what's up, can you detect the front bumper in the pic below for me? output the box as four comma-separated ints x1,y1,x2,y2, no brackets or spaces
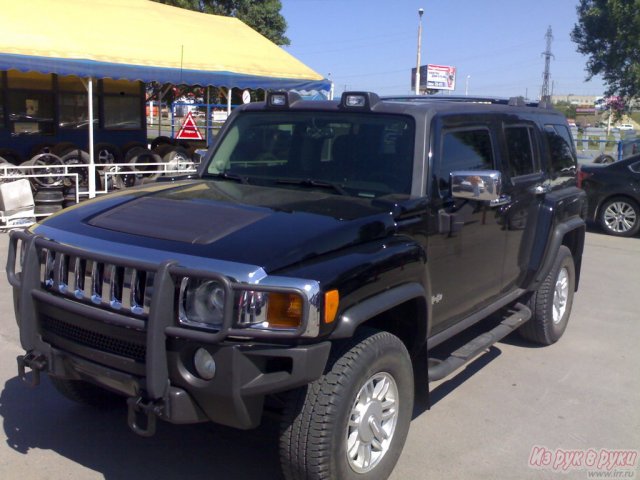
7,230,331,433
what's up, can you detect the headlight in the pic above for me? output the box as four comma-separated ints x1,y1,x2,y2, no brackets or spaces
179,277,226,329
237,291,303,331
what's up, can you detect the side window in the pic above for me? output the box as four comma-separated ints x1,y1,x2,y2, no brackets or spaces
504,126,537,177
437,128,494,192
544,124,576,178
102,79,143,130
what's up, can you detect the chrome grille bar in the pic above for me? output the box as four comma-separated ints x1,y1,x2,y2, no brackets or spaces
54,252,68,294
42,249,54,288
90,261,102,305
70,256,84,299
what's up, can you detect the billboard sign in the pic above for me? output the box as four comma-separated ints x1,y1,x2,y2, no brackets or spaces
411,64,457,92
426,64,456,91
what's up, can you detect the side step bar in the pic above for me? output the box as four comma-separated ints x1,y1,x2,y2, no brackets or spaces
428,303,531,382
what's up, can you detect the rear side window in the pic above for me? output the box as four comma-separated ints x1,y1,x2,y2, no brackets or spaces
437,128,494,192
544,124,576,179
504,126,537,177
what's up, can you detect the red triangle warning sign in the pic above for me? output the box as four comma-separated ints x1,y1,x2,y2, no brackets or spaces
176,111,203,140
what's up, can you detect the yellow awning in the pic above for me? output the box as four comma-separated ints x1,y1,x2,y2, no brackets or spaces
0,0,329,95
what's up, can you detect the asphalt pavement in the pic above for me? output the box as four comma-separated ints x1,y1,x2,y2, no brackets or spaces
0,229,638,480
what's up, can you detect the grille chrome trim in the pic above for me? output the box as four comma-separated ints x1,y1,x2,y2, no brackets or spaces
55,252,68,294
41,250,152,317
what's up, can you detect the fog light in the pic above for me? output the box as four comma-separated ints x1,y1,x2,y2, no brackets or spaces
194,348,216,380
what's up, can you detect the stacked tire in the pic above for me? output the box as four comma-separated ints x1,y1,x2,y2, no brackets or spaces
34,186,64,216
3,139,196,217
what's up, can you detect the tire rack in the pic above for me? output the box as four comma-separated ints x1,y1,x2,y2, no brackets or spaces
0,161,199,230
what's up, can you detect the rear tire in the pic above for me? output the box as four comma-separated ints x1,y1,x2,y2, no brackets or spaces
593,154,615,164
279,328,414,480
519,245,575,345
598,196,640,237
49,376,123,409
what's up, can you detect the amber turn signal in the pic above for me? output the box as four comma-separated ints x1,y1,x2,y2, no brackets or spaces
267,293,303,329
323,290,339,324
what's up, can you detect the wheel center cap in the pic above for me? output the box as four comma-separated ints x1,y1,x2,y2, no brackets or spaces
358,401,383,443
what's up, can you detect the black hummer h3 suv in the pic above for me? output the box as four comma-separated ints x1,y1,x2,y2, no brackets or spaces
7,91,586,480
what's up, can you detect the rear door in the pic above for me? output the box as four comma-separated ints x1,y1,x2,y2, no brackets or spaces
499,117,548,292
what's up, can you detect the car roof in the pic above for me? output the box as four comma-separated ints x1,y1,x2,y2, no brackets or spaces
240,92,568,125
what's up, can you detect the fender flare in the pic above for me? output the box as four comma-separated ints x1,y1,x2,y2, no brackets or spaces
329,282,427,340
531,216,585,290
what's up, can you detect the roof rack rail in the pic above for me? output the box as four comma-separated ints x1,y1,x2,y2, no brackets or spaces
382,94,544,108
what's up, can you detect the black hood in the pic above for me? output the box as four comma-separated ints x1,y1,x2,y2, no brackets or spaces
36,180,408,272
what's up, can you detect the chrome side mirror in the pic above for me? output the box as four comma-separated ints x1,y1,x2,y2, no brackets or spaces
451,170,503,203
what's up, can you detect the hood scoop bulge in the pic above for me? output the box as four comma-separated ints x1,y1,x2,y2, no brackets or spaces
88,196,268,245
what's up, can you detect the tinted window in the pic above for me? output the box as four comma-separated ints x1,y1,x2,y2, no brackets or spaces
437,128,494,191
8,91,54,135
544,124,576,178
207,112,414,197
59,93,97,129
505,126,536,177
104,96,141,130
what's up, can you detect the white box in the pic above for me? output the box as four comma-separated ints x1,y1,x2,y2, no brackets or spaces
0,179,34,211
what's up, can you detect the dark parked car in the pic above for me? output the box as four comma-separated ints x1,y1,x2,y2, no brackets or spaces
579,155,640,236
621,137,640,159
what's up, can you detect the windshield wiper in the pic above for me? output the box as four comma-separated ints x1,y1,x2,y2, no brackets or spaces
275,178,348,196
208,172,250,184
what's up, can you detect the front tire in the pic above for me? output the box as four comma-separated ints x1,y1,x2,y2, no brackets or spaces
519,245,575,345
279,328,414,480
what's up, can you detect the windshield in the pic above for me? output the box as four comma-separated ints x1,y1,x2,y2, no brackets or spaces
205,111,415,198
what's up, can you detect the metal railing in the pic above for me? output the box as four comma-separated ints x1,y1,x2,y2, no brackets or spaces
1,161,199,229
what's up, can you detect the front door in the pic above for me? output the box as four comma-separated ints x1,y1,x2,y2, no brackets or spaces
427,117,507,335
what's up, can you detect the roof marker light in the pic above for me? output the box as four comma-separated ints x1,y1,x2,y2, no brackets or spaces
340,91,380,110
270,93,287,106
266,91,302,109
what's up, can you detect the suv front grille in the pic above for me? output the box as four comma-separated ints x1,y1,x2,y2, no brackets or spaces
40,248,154,317
41,316,147,363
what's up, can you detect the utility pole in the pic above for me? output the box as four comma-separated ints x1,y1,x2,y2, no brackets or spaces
540,25,554,103
415,8,424,95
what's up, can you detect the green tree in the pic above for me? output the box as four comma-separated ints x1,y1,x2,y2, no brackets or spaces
153,0,290,46
553,100,578,119
571,0,640,102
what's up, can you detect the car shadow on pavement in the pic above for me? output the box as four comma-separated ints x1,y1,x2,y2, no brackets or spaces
0,375,284,480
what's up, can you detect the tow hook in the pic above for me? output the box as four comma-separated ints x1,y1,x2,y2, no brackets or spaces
17,353,47,386
127,397,164,437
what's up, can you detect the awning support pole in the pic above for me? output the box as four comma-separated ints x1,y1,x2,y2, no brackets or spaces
206,86,211,146
87,77,95,199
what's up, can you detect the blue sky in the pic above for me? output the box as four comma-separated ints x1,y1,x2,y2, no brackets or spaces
281,0,606,99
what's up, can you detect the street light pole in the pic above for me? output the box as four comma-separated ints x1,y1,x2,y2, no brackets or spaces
415,8,424,95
